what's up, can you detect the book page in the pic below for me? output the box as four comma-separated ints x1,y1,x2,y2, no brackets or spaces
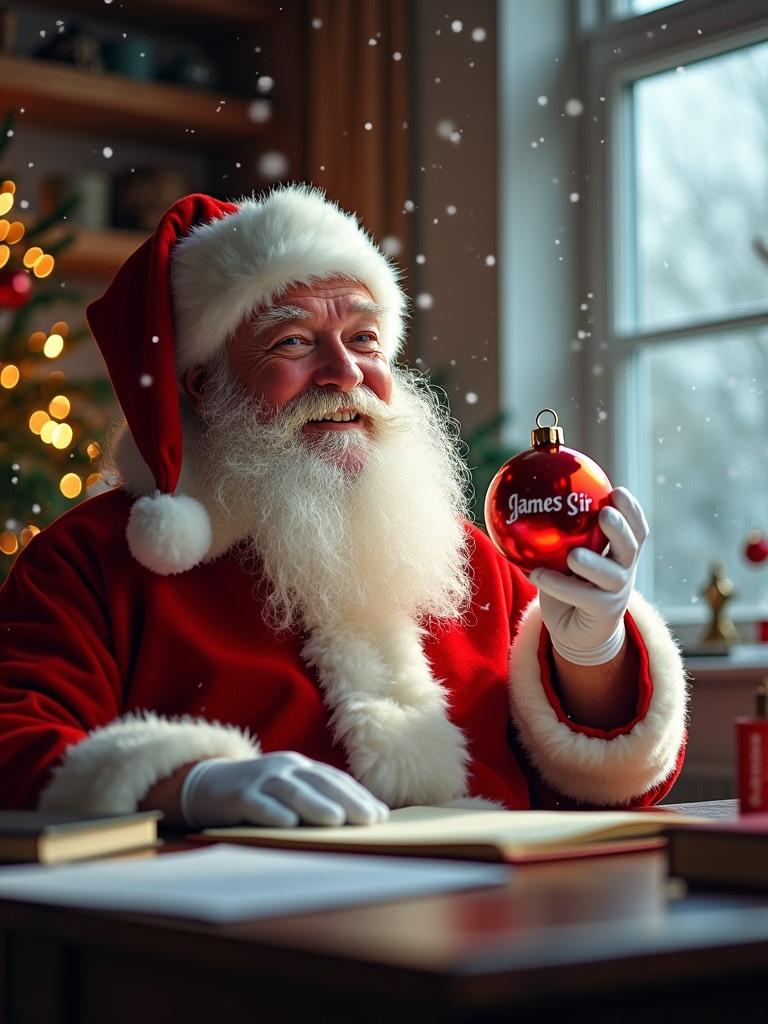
207,806,706,854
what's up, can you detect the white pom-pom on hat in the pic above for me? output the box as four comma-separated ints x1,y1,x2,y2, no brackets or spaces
126,492,212,576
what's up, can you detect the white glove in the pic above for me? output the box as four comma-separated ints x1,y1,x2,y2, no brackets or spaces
180,752,390,829
529,487,649,666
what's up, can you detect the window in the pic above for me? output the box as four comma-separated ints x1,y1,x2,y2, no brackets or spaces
584,0,768,624
617,0,683,19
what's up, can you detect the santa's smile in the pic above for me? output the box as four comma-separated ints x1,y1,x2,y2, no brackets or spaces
302,409,366,432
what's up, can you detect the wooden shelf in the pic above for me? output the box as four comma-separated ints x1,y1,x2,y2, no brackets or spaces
0,55,263,146
55,228,148,279
21,0,275,36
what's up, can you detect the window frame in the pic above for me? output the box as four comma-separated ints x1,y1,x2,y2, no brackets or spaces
581,0,768,621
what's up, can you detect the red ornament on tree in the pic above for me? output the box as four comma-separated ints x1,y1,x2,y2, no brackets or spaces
744,530,768,565
0,269,32,310
484,408,613,574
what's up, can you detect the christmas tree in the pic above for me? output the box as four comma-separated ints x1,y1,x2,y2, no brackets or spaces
0,113,111,581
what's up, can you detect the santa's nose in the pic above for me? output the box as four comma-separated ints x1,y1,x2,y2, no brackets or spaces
312,339,365,391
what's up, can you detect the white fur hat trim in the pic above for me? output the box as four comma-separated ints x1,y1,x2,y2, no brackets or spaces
171,184,408,371
126,491,213,576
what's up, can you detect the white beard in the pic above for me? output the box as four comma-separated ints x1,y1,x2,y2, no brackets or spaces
196,360,473,633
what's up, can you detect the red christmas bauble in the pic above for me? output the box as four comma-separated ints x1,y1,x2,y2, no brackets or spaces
0,269,32,310
744,531,768,565
484,409,613,574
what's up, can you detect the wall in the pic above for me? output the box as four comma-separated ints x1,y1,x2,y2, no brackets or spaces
498,0,584,451
408,0,499,434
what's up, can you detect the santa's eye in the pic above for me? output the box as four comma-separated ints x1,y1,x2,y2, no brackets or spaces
275,335,311,349
351,332,379,348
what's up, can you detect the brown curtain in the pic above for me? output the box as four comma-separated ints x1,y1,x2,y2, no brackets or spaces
306,0,410,257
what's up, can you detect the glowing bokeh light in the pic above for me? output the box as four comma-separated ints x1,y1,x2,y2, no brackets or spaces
29,410,49,435
60,473,83,499
0,364,20,389
43,334,64,358
48,395,70,420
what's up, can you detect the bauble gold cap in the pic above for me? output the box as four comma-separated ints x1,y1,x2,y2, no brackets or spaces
531,408,564,447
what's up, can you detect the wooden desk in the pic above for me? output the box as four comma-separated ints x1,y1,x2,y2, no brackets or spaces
3,801,767,1024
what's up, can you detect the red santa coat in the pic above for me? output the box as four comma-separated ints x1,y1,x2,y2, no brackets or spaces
0,489,687,815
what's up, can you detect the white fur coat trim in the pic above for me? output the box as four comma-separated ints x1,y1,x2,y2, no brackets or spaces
508,592,687,806
37,711,260,814
302,615,470,808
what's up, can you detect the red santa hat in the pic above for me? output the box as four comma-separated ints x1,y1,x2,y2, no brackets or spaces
86,185,408,576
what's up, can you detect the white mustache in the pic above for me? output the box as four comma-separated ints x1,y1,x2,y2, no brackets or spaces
275,387,394,433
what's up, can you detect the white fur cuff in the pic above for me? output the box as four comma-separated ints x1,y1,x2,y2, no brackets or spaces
508,592,688,806
38,711,260,815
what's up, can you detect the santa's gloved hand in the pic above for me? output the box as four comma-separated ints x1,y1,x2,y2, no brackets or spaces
529,487,649,666
180,752,389,829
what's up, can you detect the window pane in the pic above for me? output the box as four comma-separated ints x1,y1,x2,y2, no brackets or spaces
644,328,768,613
633,42,768,331
626,0,681,15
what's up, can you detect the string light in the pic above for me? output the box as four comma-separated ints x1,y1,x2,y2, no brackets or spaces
28,410,49,435
59,473,82,499
22,246,42,268
33,253,54,278
19,525,40,547
0,169,100,574
0,364,20,389
40,420,56,444
43,333,64,359
51,423,73,450
21,246,54,278
0,531,18,556
48,395,70,420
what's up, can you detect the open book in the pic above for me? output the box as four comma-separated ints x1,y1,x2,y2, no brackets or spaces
202,805,705,863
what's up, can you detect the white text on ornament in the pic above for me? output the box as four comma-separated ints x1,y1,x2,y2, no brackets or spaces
505,491,593,525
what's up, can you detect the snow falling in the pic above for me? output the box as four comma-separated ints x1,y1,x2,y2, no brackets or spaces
247,101,272,124
258,152,289,180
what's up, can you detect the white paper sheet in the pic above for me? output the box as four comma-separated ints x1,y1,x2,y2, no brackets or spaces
0,844,510,923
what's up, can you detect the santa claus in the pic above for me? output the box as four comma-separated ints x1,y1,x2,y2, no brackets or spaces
0,186,687,827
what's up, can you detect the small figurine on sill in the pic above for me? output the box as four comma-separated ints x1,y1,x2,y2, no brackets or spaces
700,561,739,649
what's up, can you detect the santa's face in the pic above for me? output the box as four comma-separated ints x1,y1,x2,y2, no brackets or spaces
226,279,393,443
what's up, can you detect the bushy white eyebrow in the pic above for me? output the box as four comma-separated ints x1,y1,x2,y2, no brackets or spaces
250,300,387,334
249,305,312,332
349,300,388,320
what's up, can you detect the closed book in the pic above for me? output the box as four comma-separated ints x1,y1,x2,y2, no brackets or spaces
201,805,704,864
666,814,768,891
0,810,162,865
